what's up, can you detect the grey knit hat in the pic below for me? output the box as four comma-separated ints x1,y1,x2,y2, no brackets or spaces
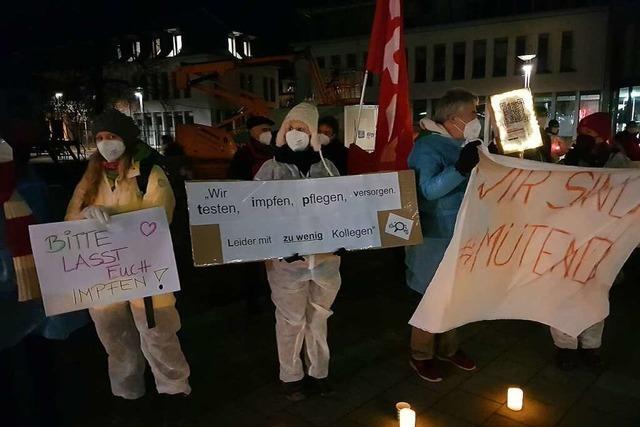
92,109,140,146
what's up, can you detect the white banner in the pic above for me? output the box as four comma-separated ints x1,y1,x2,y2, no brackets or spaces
410,150,640,337
186,171,422,265
29,208,180,316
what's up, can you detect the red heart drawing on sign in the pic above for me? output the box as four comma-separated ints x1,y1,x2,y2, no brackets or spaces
140,221,157,237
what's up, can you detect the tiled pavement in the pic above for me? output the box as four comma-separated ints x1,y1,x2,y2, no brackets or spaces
39,248,640,426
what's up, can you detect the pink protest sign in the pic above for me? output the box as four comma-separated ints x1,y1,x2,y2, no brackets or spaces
29,207,180,316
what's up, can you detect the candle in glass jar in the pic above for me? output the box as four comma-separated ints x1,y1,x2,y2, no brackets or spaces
507,387,524,411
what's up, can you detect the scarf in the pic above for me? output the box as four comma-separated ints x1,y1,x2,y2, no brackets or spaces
1,169,39,301
273,145,320,176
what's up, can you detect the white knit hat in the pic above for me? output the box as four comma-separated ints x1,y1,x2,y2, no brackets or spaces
275,102,321,151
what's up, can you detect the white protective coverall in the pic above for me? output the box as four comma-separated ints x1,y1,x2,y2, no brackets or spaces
66,160,191,399
254,102,342,383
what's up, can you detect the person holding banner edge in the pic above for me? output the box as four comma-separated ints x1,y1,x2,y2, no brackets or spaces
65,109,191,423
405,88,481,382
254,102,341,401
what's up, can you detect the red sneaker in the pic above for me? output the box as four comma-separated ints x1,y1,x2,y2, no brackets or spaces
437,350,476,371
410,357,443,382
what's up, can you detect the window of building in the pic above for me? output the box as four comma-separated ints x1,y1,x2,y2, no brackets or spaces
317,56,325,68
330,55,341,69
152,38,161,58
472,40,486,79
150,74,159,100
168,33,182,57
537,33,550,73
430,98,440,118
116,45,122,60
452,42,466,80
247,74,254,93
414,46,427,83
131,41,141,61
493,38,508,77
239,72,245,90
263,77,269,100
269,78,276,102
160,72,169,99
171,72,180,99
185,112,194,125
243,40,252,58
579,92,601,121
556,92,577,136
346,53,357,69
433,44,446,81
560,31,575,72
412,99,427,121
227,33,242,59
515,36,527,75
534,93,553,125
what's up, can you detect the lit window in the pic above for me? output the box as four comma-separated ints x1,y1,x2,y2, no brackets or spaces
227,34,241,59
133,41,141,58
243,41,252,58
116,44,122,60
168,34,182,57
152,38,161,57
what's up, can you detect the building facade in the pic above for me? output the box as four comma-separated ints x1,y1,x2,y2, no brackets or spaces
103,30,280,148
298,7,610,137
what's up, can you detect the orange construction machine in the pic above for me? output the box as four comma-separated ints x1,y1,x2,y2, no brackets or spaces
173,51,362,178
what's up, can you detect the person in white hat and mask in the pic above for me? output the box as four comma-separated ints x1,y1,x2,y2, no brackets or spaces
254,102,340,401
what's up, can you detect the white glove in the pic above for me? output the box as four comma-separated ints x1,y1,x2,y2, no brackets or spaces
82,205,110,225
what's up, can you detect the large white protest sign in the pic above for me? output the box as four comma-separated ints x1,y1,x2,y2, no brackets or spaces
29,208,180,316
186,171,422,265
410,150,640,337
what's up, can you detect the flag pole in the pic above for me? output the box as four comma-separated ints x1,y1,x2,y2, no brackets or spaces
352,70,369,146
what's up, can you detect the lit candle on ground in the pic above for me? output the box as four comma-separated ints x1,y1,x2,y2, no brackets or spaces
507,387,524,411
395,401,411,418
398,407,416,427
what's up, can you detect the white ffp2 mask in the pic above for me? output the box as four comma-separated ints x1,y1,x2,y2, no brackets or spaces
461,117,482,141
285,130,310,151
317,133,331,146
97,139,126,162
258,131,272,145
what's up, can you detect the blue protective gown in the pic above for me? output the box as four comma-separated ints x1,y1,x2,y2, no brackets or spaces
405,130,469,295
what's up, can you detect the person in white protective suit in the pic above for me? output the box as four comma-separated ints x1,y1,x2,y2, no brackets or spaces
65,109,190,423
254,102,341,401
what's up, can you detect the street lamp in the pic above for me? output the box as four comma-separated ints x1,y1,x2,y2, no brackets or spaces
54,92,63,99
134,88,146,143
518,54,536,89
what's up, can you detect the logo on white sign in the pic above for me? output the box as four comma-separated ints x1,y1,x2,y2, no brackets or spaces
385,213,413,240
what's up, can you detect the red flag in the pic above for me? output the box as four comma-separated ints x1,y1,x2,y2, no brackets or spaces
366,0,413,170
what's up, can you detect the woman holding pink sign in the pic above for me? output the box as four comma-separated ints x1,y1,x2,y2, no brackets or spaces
65,109,190,424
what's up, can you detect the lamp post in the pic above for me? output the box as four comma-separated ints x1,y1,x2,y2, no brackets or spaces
518,54,537,90
134,88,146,143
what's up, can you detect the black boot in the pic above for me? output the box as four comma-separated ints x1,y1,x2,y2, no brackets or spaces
161,393,191,427
555,348,578,371
281,380,307,402
580,348,604,370
308,377,335,397
108,396,146,427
